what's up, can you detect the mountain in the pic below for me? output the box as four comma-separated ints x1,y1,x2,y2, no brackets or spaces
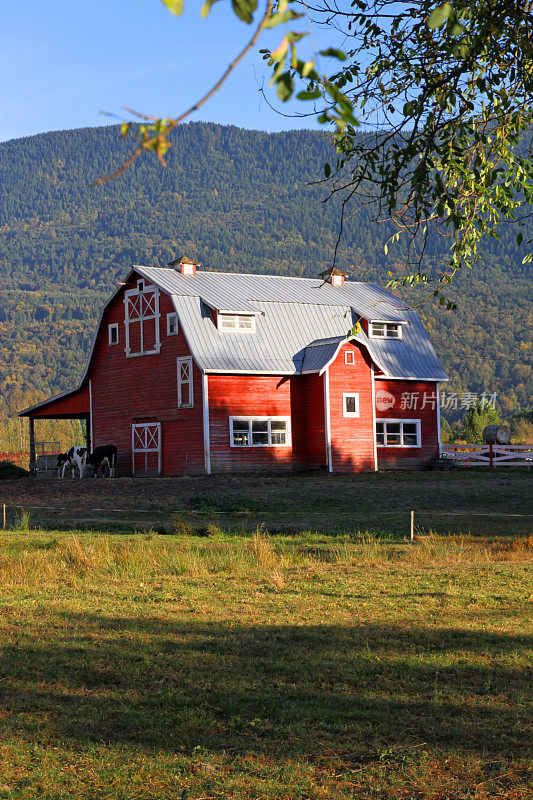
0,122,531,434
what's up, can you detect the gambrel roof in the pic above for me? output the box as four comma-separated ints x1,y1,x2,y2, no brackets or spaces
135,266,449,381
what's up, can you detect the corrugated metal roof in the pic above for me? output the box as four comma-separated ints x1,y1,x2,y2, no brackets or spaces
134,266,448,381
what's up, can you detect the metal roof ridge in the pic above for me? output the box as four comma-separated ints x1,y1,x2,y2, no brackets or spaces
134,265,377,287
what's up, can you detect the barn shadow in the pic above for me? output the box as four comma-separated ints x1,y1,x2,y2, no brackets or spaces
1,614,530,759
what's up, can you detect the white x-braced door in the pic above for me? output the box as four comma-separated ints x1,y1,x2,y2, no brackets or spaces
132,422,161,475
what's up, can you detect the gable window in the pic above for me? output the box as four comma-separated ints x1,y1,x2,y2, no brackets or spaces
124,282,160,357
218,314,256,333
370,322,402,339
108,323,119,345
343,393,360,418
177,356,194,408
345,350,355,365
167,313,178,336
229,417,290,447
376,419,420,447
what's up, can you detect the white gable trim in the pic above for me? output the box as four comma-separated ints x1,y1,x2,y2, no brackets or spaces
316,336,390,378
374,375,449,382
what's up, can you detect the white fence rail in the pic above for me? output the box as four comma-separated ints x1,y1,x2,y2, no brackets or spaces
441,444,533,467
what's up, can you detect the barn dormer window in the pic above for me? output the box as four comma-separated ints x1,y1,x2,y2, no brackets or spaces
370,322,402,339
124,282,160,357
218,314,256,333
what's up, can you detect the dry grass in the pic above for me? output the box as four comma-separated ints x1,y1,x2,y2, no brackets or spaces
0,529,530,591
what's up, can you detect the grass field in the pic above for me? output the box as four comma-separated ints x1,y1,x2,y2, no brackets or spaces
1,469,532,535
0,528,531,799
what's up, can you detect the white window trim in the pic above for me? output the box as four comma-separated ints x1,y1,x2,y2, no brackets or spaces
108,323,119,345
167,312,179,336
369,322,403,340
123,283,161,357
177,356,194,408
343,392,360,418
229,416,291,448
375,418,421,448
345,350,355,365
217,313,256,334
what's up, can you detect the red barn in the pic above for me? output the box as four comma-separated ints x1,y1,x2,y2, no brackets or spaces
21,260,449,474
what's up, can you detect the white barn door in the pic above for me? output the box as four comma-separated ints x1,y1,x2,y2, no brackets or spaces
132,422,161,475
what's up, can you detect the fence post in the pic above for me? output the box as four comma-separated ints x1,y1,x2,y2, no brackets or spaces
2,504,5,530
410,510,414,542
489,442,493,469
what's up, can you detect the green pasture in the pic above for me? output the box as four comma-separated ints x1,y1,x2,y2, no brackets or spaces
0,530,531,799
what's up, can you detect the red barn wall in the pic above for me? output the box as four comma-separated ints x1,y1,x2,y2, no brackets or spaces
28,384,90,418
327,341,375,472
89,273,205,475
208,374,308,472
375,379,439,468
302,373,327,467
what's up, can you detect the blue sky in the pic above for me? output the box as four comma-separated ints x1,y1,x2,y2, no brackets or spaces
2,0,329,142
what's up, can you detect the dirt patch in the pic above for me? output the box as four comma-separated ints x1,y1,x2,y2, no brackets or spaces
0,469,531,536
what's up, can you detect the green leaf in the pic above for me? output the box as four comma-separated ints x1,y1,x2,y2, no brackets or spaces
296,88,321,101
319,48,347,61
201,0,222,17
160,0,184,15
427,2,453,29
324,163,331,178
276,71,294,102
231,0,257,24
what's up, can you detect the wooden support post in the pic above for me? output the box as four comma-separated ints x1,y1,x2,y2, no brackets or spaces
3,504,5,530
29,417,36,475
410,510,414,542
489,442,493,469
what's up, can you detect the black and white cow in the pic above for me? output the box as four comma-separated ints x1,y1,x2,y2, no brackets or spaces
56,446,88,478
87,445,117,477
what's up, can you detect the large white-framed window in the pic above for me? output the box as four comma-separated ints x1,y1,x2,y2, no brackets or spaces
177,356,194,408
123,283,160,356
167,312,178,336
218,314,256,333
369,322,402,340
229,416,291,447
376,419,421,447
343,393,360,418
108,323,119,345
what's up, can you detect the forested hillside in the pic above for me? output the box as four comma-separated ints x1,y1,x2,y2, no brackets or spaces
0,122,531,445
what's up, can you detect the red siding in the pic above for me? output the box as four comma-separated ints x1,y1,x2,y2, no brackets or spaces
303,374,327,467
327,341,375,472
208,374,308,472
375,379,439,468
90,273,205,475
26,384,90,419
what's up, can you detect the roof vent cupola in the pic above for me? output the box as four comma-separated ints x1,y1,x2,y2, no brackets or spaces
320,267,346,287
168,256,199,276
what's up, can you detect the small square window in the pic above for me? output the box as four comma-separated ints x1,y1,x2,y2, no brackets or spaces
345,351,355,365
137,280,145,292
167,313,178,336
108,323,119,345
343,393,360,417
